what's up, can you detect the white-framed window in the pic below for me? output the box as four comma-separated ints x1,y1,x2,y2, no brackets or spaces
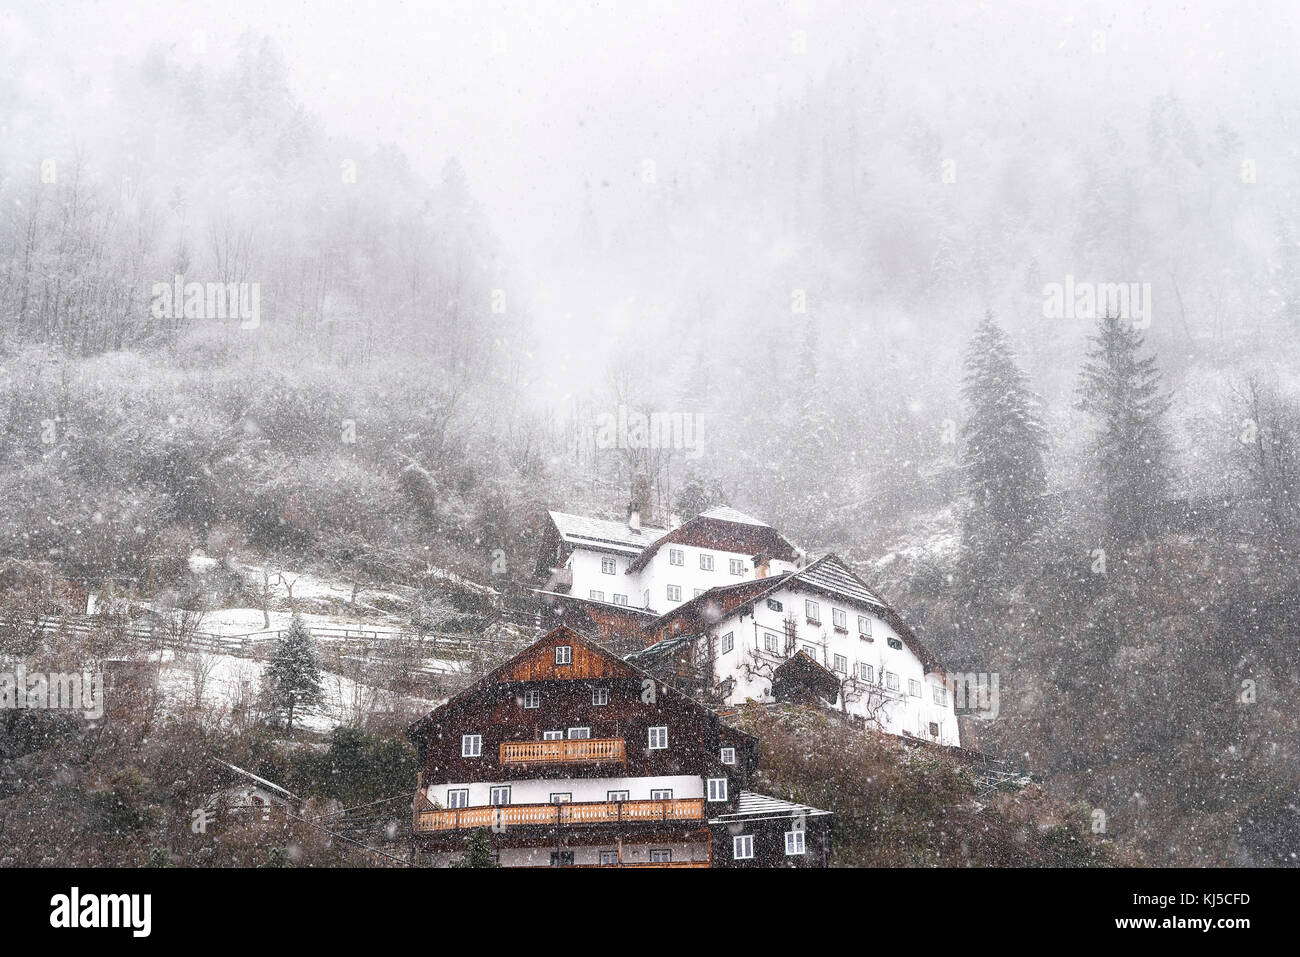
600,850,619,865
591,687,610,706
666,584,681,601
886,671,899,691
650,848,672,863
721,631,734,654
707,777,728,801
669,548,684,566
543,730,563,740
933,686,948,706
601,557,617,575
446,788,468,808
733,835,754,860
555,645,573,665
489,786,511,806
764,632,778,653
648,726,668,749
699,553,714,571
909,679,922,698
858,615,872,637
523,689,541,709
650,789,674,800
859,663,873,682
805,600,820,624
730,558,744,576
833,608,847,630
614,593,629,606
461,734,482,757
785,830,806,855
588,589,605,601
607,790,629,802
833,654,847,674
720,747,736,765
802,643,817,659
568,727,590,739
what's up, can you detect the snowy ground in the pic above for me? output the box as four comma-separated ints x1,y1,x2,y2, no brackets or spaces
152,646,444,733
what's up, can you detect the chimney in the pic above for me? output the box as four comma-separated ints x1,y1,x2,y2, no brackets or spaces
753,553,770,579
627,503,642,534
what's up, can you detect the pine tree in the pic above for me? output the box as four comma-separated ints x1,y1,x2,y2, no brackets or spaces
452,828,500,868
265,614,322,730
1077,314,1171,543
960,313,1050,563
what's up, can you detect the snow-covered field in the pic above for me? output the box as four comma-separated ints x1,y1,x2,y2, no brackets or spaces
152,646,444,733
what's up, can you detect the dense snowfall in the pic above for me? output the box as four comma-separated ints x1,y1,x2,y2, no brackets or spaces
0,2,1298,867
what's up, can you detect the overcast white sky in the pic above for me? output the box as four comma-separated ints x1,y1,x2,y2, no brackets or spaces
5,0,1298,396
5,0,864,258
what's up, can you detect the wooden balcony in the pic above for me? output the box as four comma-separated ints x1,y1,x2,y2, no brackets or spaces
500,737,626,765
414,798,706,833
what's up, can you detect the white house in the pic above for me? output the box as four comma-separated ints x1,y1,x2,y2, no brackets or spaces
534,507,962,748
534,506,803,615
629,554,963,747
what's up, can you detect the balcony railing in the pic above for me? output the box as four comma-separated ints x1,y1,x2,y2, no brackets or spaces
414,798,706,833
500,737,626,765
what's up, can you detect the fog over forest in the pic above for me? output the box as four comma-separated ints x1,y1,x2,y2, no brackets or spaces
1,1,1299,871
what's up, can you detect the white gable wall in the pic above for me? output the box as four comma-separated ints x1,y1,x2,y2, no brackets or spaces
709,584,960,747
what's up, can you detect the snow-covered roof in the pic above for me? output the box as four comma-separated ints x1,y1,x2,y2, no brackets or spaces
708,791,832,823
698,506,769,527
547,510,668,554
793,554,885,608
212,759,300,803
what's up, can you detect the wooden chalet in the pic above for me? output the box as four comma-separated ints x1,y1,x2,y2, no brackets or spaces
406,625,831,868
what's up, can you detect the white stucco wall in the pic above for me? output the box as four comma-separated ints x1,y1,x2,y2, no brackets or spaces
426,774,706,809
710,585,960,746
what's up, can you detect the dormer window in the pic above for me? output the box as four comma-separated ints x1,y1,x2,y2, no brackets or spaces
555,645,573,665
